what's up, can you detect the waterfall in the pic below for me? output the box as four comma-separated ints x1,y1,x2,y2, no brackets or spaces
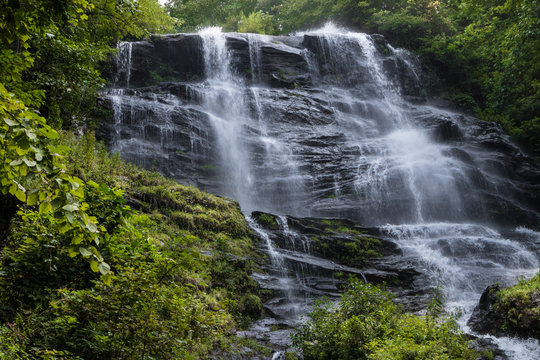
198,27,255,209
247,33,268,83
115,42,132,88
105,25,540,358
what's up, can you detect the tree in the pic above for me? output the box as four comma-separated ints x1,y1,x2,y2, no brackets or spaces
237,10,275,34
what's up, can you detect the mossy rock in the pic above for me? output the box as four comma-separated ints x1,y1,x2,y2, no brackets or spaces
468,274,540,340
252,211,280,230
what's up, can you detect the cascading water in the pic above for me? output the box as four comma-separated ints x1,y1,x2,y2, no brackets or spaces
198,27,255,209
104,24,540,358
115,42,132,88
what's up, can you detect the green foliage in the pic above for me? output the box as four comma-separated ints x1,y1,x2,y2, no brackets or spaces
493,273,540,338
0,133,264,358
137,0,181,34
0,0,178,129
167,0,259,31
0,85,114,283
255,212,279,230
273,0,335,33
237,10,276,34
292,278,478,360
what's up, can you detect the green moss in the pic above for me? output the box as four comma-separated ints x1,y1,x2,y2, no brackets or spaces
238,294,263,320
493,273,540,339
321,219,366,235
255,213,279,230
310,234,382,267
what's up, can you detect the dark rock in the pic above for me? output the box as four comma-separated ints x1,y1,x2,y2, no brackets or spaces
117,34,204,88
468,337,509,360
260,43,310,87
468,284,502,335
226,34,251,78
383,57,423,98
371,34,390,56
432,119,462,142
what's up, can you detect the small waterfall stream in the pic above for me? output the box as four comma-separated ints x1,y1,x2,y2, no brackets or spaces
106,25,540,358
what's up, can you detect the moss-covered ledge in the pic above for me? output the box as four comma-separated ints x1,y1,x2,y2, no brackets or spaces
468,273,540,340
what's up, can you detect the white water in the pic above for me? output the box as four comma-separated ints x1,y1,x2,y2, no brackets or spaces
115,42,132,88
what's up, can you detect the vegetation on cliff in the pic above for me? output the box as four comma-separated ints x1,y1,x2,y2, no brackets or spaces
469,273,540,340
494,274,540,339
495,273,540,339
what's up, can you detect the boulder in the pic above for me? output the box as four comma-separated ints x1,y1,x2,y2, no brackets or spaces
468,283,540,340
468,284,503,336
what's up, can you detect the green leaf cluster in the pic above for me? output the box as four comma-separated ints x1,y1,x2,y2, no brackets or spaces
0,84,116,282
237,10,276,34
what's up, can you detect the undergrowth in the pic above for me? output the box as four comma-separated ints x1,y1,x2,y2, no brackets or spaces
0,133,266,359
292,278,480,360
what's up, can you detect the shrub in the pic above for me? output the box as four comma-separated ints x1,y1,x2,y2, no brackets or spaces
292,278,478,360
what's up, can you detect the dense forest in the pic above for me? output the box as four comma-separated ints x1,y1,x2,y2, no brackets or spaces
0,0,539,359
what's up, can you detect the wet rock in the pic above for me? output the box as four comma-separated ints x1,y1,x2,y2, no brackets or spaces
468,284,503,335
225,34,251,78
251,212,427,312
468,337,509,360
260,43,310,86
120,34,204,88
382,57,423,98
371,34,391,56
432,119,462,142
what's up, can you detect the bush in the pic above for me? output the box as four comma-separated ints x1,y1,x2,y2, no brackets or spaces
237,11,276,34
292,278,478,360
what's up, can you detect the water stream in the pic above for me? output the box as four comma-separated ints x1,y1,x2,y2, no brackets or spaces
107,25,540,358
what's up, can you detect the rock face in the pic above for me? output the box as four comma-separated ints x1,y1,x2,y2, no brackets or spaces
468,284,504,335
114,34,205,89
101,30,540,230
100,28,540,355
248,212,429,323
